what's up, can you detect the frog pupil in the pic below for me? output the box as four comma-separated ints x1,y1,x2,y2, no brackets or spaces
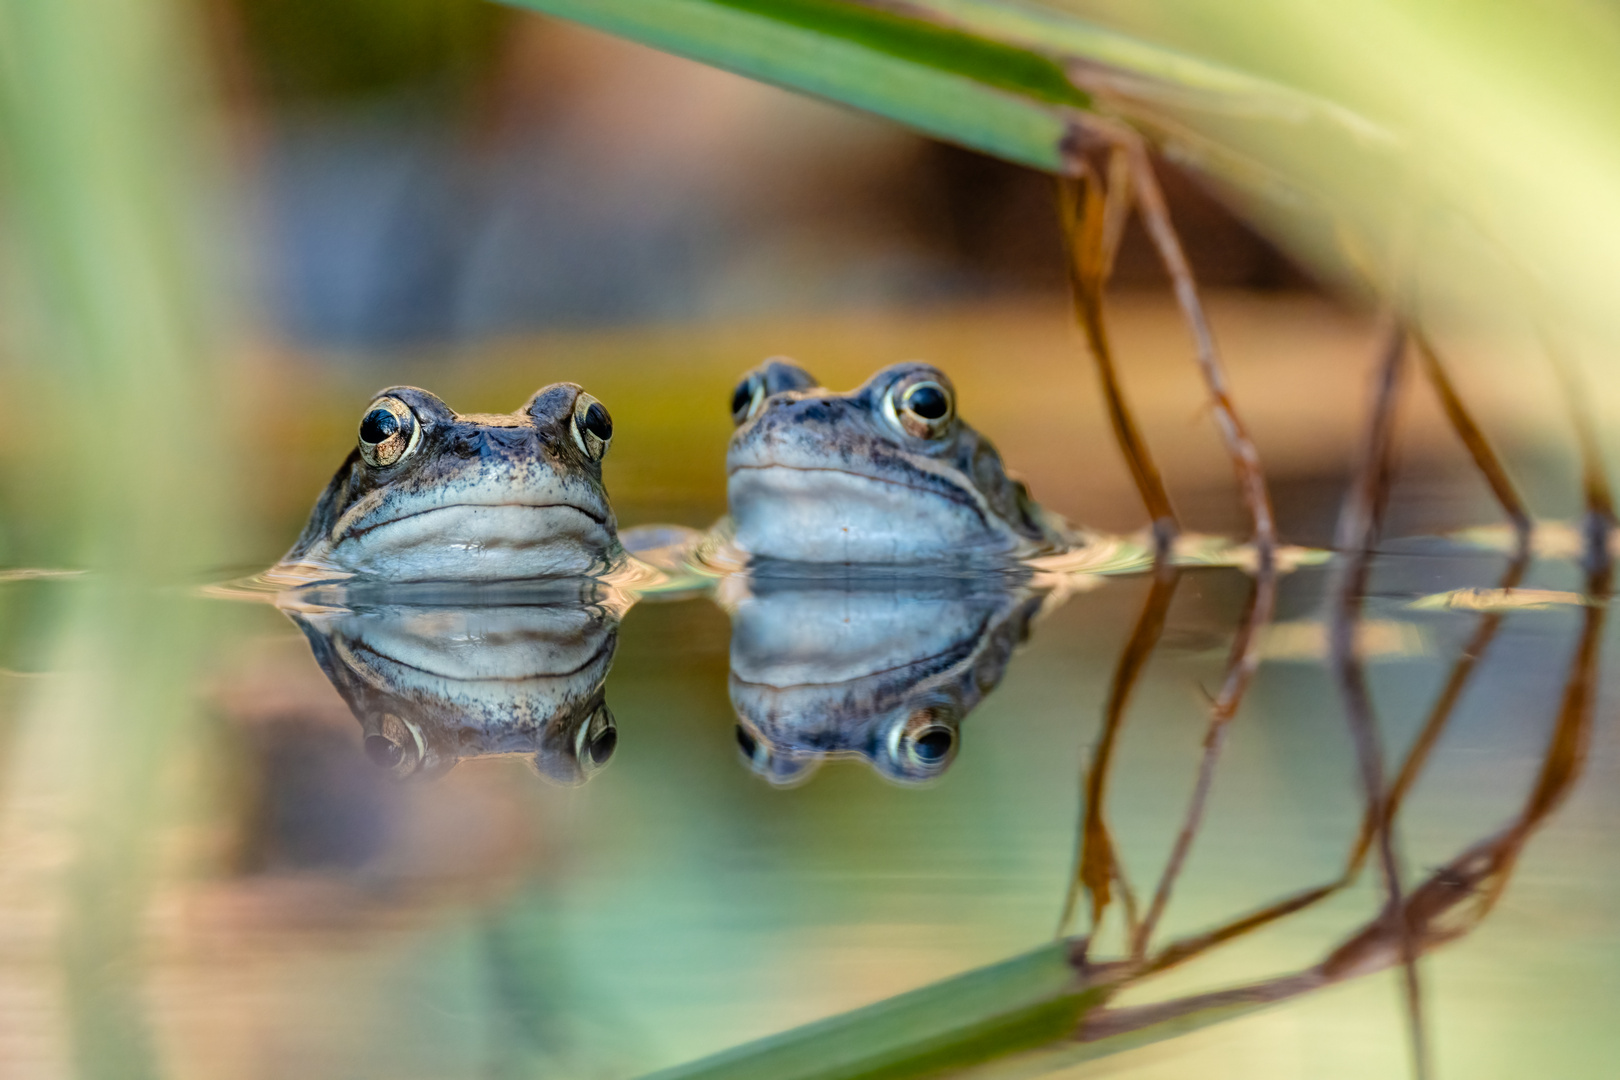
582,402,612,441
914,728,953,762
361,408,398,445
588,726,617,765
906,385,948,421
735,378,758,420
735,726,758,759
364,733,405,768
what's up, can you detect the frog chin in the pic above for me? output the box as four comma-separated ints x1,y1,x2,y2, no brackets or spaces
727,464,1015,563
325,502,620,581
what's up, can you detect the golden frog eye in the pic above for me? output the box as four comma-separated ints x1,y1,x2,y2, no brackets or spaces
890,379,955,439
730,373,765,426
572,393,613,461
357,396,420,468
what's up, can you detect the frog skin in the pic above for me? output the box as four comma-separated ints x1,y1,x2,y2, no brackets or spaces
722,359,1074,565
286,583,625,784
726,575,1047,785
275,383,621,583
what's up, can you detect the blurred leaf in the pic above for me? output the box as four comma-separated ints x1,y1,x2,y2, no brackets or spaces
1,0,236,1075
643,940,1108,1080
502,0,1084,171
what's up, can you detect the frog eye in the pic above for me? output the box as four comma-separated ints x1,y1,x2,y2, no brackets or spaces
903,724,956,772
363,712,426,777
884,706,958,781
358,396,421,468
574,702,618,773
912,725,955,762
734,725,819,786
888,379,955,439
572,393,613,461
730,373,765,426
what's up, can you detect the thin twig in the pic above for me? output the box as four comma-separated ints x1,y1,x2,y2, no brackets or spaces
1133,569,1274,957
1541,329,1616,575
1339,548,1532,878
1115,131,1276,560
1413,336,1533,554
1061,564,1181,952
1143,532,1527,981
1328,322,1429,1080
1057,164,1178,551
1127,513,1598,1045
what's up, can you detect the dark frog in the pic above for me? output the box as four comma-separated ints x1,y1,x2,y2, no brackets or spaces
724,360,1074,564
275,384,622,582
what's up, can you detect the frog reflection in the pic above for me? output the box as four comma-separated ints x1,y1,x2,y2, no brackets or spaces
723,359,1075,564
725,576,1048,784
286,588,625,783
274,383,622,583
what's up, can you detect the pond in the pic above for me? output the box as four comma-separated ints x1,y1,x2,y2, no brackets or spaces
0,294,1614,1079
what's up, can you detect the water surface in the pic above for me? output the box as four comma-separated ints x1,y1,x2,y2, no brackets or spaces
0,298,1613,1079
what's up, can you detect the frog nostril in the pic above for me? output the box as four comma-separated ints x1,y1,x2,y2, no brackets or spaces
487,427,530,450
450,430,483,457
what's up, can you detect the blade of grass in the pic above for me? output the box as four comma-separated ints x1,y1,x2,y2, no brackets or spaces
502,0,1078,171
641,940,1112,1080
0,0,234,1075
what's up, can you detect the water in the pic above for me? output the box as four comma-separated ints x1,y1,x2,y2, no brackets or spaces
5,545,1614,1078
1,298,1615,1079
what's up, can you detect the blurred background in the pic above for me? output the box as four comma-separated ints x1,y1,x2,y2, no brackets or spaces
7,0,1579,571
211,0,1304,346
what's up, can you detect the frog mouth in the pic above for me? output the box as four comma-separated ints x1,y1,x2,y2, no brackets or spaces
340,618,617,684
726,463,982,513
318,499,620,579
344,500,612,541
729,463,978,514
724,462,1025,563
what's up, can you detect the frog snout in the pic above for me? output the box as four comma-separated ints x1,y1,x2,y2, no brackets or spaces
448,426,540,460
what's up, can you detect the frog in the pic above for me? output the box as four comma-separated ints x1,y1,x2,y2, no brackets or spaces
721,358,1075,565
725,573,1048,785
273,383,622,583
286,581,626,784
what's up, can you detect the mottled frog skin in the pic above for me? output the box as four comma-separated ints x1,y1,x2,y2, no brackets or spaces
288,586,624,784
727,575,1046,785
724,359,1073,564
277,383,621,582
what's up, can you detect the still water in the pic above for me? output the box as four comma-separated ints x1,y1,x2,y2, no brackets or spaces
1,298,1616,1079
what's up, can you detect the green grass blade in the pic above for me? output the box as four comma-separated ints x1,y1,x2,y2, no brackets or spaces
501,0,1077,172
708,0,1087,107
855,0,1379,136
642,941,1109,1080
